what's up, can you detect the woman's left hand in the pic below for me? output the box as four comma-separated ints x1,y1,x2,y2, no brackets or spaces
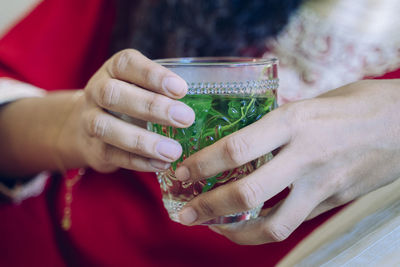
173,79,400,245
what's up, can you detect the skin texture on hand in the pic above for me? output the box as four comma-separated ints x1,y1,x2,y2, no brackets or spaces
0,49,195,177
174,79,400,245
74,49,194,173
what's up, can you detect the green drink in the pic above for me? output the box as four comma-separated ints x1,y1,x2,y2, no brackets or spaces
150,57,278,224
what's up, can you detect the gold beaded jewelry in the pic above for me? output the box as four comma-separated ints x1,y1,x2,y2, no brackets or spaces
51,90,85,231
61,168,85,231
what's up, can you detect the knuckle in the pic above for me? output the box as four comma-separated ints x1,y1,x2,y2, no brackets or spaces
263,222,292,242
129,133,147,152
233,181,263,210
110,49,137,77
283,100,317,131
141,65,153,84
190,158,209,178
127,152,139,167
144,94,162,116
88,114,109,138
98,79,120,108
84,80,97,100
196,198,216,218
99,144,113,164
326,192,352,207
140,63,160,87
224,135,251,165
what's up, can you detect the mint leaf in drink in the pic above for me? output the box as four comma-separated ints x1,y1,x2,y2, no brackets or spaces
150,94,275,190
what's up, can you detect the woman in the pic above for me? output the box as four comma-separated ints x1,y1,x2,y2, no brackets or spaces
0,0,399,266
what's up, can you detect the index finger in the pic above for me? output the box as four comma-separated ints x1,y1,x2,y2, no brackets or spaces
175,107,291,182
105,49,187,99
178,147,303,225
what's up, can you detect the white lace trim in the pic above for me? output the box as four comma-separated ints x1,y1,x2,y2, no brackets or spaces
263,1,400,104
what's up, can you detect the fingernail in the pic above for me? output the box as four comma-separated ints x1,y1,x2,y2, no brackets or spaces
163,76,187,96
169,104,195,125
209,226,222,235
156,140,182,160
175,166,190,181
149,159,170,170
179,207,197,225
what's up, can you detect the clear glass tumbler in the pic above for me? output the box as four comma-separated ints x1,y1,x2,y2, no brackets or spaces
148,57,279,224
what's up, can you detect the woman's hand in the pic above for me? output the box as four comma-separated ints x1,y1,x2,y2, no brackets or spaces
0,49,193,177
173,79,400,245
66,49,194,173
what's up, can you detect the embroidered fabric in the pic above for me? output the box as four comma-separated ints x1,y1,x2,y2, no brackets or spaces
263,0,400,105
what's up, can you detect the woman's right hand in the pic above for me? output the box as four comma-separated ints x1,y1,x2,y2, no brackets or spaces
68,49,194,173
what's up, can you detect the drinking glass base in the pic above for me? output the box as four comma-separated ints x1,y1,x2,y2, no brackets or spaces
163,198,263,225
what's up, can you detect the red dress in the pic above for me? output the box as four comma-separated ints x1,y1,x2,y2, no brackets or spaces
1,1,399,266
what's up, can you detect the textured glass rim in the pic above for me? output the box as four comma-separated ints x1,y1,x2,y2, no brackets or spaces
155,57,278,67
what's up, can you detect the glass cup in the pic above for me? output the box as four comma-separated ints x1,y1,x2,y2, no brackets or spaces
148,57,279,224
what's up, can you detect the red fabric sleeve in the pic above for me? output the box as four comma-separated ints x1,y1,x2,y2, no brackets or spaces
0,0,116,90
